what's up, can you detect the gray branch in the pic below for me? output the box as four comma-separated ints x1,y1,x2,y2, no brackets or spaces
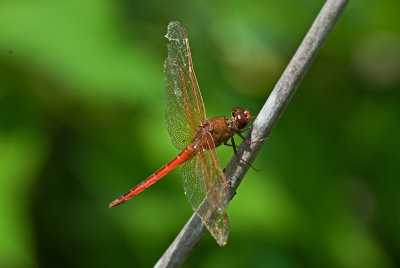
155,0,349,267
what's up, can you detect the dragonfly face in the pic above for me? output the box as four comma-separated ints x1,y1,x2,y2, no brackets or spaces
231,107,251,130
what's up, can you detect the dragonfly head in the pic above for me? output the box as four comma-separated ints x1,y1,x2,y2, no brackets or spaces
232,107,251,129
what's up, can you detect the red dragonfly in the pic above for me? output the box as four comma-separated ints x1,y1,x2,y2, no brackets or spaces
109,21,253,246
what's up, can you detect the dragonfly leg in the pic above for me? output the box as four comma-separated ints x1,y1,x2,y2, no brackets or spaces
237,131,266,145
224,137,260,172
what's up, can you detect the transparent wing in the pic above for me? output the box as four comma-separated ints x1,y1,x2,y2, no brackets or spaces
165,21,229,245
164,21,206,150
182,133,230,246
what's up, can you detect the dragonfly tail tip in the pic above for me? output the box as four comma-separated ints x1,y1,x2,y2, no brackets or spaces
108,199,121,208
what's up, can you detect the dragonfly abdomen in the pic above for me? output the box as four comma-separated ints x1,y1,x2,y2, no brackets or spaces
109,144,196,208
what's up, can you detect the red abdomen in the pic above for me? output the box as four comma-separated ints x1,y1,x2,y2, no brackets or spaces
109,144,196,207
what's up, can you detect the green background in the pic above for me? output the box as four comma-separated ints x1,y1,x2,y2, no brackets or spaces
1,0,399,267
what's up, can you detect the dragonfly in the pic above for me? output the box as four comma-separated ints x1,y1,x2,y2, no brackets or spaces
109,21,254,246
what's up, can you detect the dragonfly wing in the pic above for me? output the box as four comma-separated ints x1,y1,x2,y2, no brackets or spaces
165,22,229,245
164,21,206,150
182,133,230,246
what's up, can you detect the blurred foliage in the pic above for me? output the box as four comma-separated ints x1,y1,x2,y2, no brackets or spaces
0,0,399,267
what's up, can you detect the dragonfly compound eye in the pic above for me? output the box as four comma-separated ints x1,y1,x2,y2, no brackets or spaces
232,107,250,129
